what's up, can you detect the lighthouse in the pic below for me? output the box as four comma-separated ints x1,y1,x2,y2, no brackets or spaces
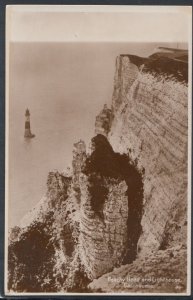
24,108,35,138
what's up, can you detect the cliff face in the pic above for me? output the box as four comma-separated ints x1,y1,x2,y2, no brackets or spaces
86,52,188,293
79,174,128,279
109,54,188,256
8,171,75,292
112,56,139,114
8,135,144,292
8,48,188,293
89,245,187,293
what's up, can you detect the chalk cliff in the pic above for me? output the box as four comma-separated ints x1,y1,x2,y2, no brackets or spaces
109,54,188,256
89,51,188,293
8,48,188,293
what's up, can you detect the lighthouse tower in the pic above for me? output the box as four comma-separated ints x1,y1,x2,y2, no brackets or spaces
24,108,35,138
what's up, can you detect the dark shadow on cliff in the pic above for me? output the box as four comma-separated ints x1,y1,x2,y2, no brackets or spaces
8,212,56,292
83,134,144,263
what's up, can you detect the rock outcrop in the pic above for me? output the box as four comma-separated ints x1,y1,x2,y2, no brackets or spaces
72,140,87,202
8,171,78,292
79,174,128,279
8,47,188,294
95,104,113,136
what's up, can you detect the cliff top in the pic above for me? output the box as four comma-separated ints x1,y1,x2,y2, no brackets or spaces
120,48,188,82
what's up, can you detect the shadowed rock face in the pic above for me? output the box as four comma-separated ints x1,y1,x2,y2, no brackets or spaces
8,213,56,292
8,170,90,292
80,134,144,277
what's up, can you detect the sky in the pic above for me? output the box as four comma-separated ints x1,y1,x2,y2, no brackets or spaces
6,5,191,43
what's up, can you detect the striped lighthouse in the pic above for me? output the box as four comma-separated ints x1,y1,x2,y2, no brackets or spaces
24,108,35,138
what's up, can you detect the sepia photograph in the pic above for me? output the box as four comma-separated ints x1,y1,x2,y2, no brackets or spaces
5,5,192,295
